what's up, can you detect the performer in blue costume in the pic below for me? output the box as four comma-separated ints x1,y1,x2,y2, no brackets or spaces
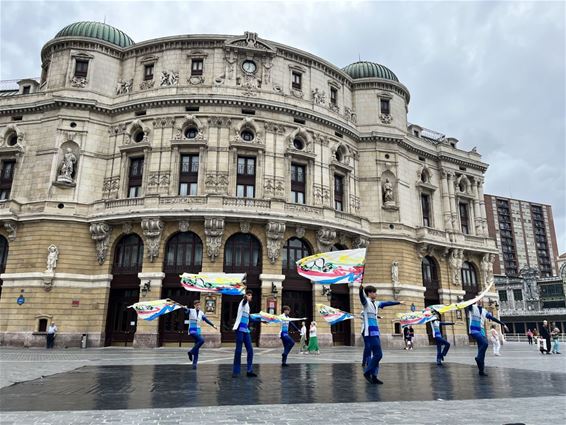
360,284,404,384
429,309,454,366
360,311,371,368
280,306,300,367
232,290,259,378
186,299,216,369
467,299,508,376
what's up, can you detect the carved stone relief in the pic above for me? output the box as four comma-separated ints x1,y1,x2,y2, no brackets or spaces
160,71,179,86
141,218,164,262
56,147,78,185
316,228,336,253
391,260,400,300
70,77,87,88
205,172,229,194
139,80,155,90
89,222,112,265
379,114,392,124
46,244,59,273
240,221,251,234
295,226,306,239
3,222,17,241
312,88,326,105
116,79,133,95
265,222,286,264
179,220,190,233
352,236,369,249
204,218,225,262
448,248,464,285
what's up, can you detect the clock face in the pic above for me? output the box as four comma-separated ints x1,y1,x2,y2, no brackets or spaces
242,60,257,74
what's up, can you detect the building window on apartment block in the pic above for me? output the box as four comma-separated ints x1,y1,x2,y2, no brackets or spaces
236,156,255,198
290,163,305,204
334,174,344,211
380,98,390,115
127,157,144,198
144,64,154,81
0,160,16,200
531,205,552,277
421,193,431,227
498,290,508,302
191,59,203,76
330,87,338,105
74,60,89,78
292,72,302,90
459,202,469,234
179,154,199,196
513,289,523,301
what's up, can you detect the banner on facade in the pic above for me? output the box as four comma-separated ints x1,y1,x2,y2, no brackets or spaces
296,248,366,284
316,303,354,325
180,273,246,296
128,299,184,321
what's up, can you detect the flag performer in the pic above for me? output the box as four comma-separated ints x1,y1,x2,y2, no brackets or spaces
232,290,259,378
280,305,300,367
186,299,217,369
429,309,454,366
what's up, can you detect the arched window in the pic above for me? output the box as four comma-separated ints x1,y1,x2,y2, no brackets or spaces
223,233,261,273
0,235,8,274
164,232,203,273
282,237,312,273
461,261,478,294
112,234,144,274
422,256,440,303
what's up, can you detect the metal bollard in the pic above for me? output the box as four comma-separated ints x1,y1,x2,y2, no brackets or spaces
81,333,87,349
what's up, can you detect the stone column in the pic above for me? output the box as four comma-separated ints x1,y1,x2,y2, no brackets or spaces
447,172,458,231
258,274,285,347
477,179,487,235
133,271,165,348
440,170,453,232
313,284,333,347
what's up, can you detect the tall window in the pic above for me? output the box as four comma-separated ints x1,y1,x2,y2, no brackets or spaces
127,157,144,198
459,202,469,234
421,256,440,299
380,98,390,115
498,290,508,302
179,154,199,196
224,234,261,272
334,174,344,211
144,64,154,81
421,193,431,227
330,87,337,105
74,60,89,78
164,232,203,273
113,234,144,274
461,261,478,295
513,289,523,301
282,237,312,273
0,160,16,200
531,205,552,276
236,156,255,198
497,199,518,276
292,72,302,90
291,163,305,204
191,59,203,76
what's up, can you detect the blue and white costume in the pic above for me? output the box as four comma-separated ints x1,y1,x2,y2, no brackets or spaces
430,318,453,365
359,286,400,380
360,311,370,367
467,304,505,375
280,314,299,365
186,307,215,368
232,298,258,375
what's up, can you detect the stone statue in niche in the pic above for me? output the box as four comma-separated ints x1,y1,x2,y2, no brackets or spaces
57,148,77,184
46,244,59,272
382,178,395,206
391,260,399,284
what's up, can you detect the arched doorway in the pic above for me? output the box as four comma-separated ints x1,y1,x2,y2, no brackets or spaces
0,235,8,299
282,237,313,342
222,233,262,344
462,261,479,342
160,232,203,346
329,244,351,345
422,255,441,344
105,234,144,346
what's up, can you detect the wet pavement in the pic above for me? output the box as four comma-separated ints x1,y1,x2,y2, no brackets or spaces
2,362,565,412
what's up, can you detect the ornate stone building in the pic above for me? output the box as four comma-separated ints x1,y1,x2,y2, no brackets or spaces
0,22,498,348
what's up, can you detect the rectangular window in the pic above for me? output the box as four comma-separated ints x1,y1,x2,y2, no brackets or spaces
0,160,16,200
380,98,390,115
334,174,344,211
421,193,431,227
191,59,203,76
513,289,523,301
292,72,302,90
330,87,337,105
127,157,144,198
459,202,469,234
144,64,154,81
498,290,508,302
22,86,30,95
74,60,89,78
236,157,255,199
291,163,306,204
179,154,199,196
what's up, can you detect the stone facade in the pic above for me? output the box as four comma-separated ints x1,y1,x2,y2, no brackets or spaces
0,24,497,348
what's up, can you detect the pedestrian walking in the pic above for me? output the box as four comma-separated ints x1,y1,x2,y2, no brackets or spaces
280,306,299,367
527,329,533,345
299,321,308,354
408,326,415,350
186,299,217,369
533,328,539,346
551,326,561,354
540,320,552,355
403,325,413,350
490,324,501,356
232,290,258,378
46,322,57,349
307,321,319,354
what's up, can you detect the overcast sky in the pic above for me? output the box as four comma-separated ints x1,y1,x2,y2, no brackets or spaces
1,0,564,252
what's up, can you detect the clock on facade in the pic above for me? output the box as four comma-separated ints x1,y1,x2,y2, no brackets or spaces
242,60,257,74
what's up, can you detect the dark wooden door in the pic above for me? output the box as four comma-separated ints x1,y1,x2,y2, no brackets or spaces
221,288,261,343
105,288,139,346
282,290,312,342
330,284,351,346
159,286,200,346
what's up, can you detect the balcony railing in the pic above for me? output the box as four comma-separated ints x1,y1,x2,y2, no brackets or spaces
223,197,271,209
159,196,207,205
105,198,145,209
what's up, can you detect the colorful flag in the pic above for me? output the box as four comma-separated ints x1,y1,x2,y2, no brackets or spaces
180,273,246,296
317,303,354,325
398,281,494,327
128,299,183,321
296,248,366,284
250,311,306,324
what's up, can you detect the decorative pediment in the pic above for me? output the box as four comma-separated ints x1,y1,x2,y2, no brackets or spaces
285,127,315,157
0,123,25,155
172,114,207,145
225,32,276,54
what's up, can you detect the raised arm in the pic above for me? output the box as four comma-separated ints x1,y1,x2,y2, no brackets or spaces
359,285,367,306
486,313,507,328
289,321,300,333
378,301,401,308
202,315,216,328
439,321,455,326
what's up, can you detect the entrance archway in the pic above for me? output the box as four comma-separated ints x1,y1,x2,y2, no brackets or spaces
329,244,351,345
160,231,203,346
105,234,143,346
222,233,262,344
282,237,313,342
422,255,441,344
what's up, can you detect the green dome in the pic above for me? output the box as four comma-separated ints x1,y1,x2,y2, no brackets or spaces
342,61,399,82
55,21,134,48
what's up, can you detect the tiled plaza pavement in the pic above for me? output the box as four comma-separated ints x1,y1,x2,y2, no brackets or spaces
0,343,565,424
